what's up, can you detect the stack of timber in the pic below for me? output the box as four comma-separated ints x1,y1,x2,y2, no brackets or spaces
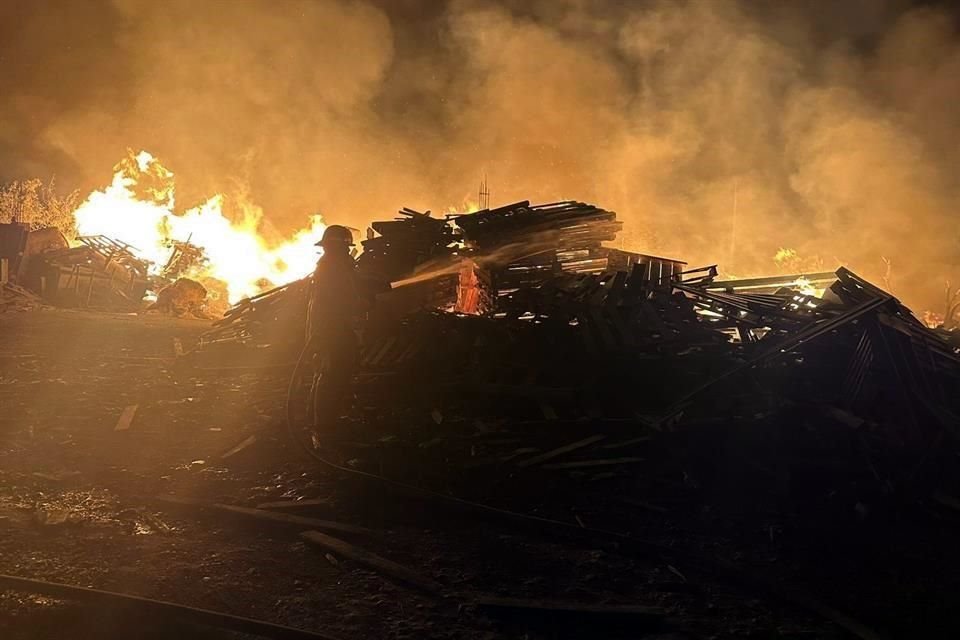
196,278,311,362
195,199,661,352
358,207,455,284
454,201,629,312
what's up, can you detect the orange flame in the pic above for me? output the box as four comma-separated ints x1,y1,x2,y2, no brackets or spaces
72,151,325,303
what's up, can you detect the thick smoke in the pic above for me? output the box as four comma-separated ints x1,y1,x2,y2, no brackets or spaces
0,0,958,307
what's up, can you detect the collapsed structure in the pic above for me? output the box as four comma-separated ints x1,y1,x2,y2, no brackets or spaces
0,221,215,314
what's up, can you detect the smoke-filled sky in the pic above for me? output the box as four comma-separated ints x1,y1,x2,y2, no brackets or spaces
1,0,958,305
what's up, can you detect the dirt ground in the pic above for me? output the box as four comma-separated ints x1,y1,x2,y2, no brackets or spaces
0,308,957,639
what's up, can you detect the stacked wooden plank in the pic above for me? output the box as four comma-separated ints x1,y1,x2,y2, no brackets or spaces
197,278,310,356
455,201,626,301
357,207,454,284
455,201,620,252
200,199,644,352
495,267,726,356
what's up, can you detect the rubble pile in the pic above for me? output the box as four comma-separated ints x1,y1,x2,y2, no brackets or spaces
0,281,42,312
286,262,960,541
197,200,685,355
178,199,960,510
29,235,150,310
0,219,220,314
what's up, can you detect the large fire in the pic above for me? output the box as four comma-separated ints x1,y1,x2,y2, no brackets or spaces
72,151,326,303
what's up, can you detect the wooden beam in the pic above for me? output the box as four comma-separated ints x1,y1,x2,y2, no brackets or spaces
542,457,644,470
256,498,333,512
221,434,257,459
155,495,375,539
472,596,664,629
114,405,138,432
517,435,606,468
300,531,441,594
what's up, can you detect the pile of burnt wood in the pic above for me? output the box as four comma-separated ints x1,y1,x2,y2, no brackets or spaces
190,200,960,489
315,264,960,517
196,200,686,355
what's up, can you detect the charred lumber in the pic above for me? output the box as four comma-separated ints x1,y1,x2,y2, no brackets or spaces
541,457,644,470
300,530,442,594
706,272,836,292
517,435,607,468
155,495,376,539
471,597,665,630
256,498,334,512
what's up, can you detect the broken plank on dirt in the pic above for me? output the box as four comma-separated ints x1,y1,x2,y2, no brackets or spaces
221,434,258,459
155,495,375,539
114,404,139,432
300,530,442,594
601,435,652,450
472,596,665,629
542,457,644,470
256,498,333,512
517,435,606,468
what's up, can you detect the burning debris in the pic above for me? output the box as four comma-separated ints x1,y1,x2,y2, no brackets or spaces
71,150,327,304
178,198,960,525
6,194,960,640
19,236,148,310
147,278,209,318
198,200,685,353
0,150,333,315
1,223,148,311
156,195,960,639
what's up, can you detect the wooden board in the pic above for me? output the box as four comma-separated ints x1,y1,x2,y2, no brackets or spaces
155,495,375,539
517,435,606,468
472,596,664,628
256,498,333,512
114,404,139,432
300,530,441,594
542,457,644,470
221,434,257,459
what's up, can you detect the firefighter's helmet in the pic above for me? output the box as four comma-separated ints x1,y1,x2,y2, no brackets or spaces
315,225,354,248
